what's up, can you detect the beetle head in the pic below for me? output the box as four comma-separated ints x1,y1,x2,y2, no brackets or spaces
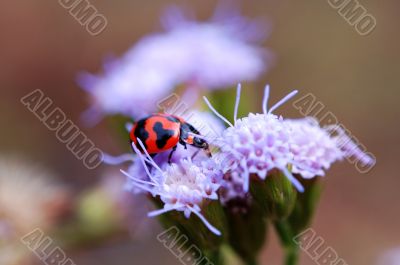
185,134,211,157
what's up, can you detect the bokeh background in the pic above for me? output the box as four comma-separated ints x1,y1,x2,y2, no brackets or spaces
1,0,399,265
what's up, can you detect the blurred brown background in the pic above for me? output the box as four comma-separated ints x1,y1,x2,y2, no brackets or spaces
0,0,399,264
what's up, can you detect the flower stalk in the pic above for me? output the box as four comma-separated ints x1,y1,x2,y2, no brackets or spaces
274,219,300,265
225,198,268,265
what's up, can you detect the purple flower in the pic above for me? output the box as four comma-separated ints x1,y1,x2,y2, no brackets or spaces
285,118,344,179
78,4,271,120
204,84,304,199
158,5,271,89
326,125,375,167
105,150,223,236
77,59,177,121
204,84,375,201
102,116,224,235
285,118,375,179
122,144,207,194
121,139,223,235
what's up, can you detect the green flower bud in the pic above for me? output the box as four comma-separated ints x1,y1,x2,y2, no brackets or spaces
250,170,297,220
154,198,227,255
224,198,268,265
288,177,322,234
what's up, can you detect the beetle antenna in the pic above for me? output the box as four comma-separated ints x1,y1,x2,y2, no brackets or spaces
191,149,201,160
188,132,208,141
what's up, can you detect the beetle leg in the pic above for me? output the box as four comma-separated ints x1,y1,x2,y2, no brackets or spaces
179,138,187,150
191,149,200,160
168,146,177,164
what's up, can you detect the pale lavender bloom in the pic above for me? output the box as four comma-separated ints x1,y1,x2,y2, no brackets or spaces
103,145,223,235
78,4,271,119
122,144,203,194
163,25,267,89
285,118,375,179
326,125,376,167
205,84,374,201
159,6,270,89
204,84,304,199
78,60,177,120
122,139,223,235
285,118,344,179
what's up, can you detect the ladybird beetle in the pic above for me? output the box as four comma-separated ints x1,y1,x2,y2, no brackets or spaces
129,114,211,163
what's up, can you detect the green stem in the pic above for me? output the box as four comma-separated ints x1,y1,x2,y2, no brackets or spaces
205,249,223,265
245,259,259,265
274,221,300,265
283,246,299,265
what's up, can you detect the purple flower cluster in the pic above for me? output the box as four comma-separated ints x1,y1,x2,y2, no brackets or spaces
78,5,271,121
204,85,374,202
103,84,373,235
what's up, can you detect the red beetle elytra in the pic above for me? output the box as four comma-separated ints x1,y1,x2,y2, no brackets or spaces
129,114,211,163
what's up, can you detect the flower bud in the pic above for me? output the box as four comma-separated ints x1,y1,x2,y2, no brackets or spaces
224,197,268,264
250,170,297,220
287,177,322,234
154,198,227,253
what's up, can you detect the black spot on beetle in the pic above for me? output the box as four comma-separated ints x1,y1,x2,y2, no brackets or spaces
153,122,175,149
133,118,149,151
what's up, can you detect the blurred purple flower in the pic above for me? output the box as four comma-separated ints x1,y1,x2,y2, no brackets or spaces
78,60,177,121
0,156,70,235
0,156,71,265
78,4,271,120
